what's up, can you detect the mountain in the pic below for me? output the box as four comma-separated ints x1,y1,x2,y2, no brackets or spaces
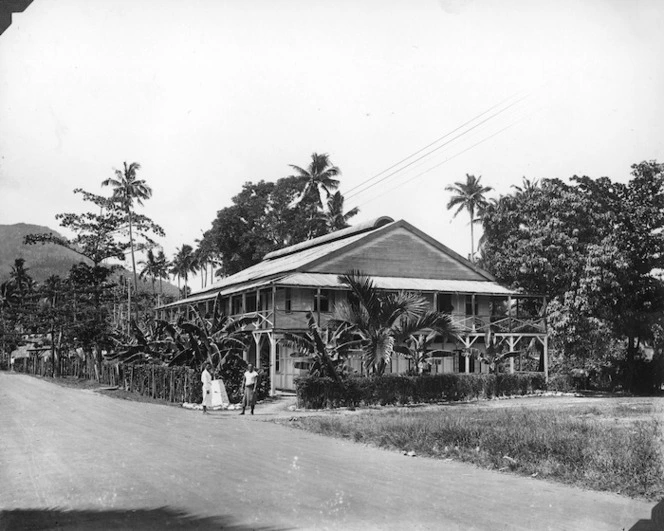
0,223,180,297
0,223,83,282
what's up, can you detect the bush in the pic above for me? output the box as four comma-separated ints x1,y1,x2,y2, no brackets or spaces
295,372,548,409
546,373,575,392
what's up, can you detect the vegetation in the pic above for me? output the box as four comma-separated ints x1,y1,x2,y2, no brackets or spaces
101,161,155,295
287,401,664,500
480,161,664,392
198,153,358,276
445,173,493,262
332,271,458,375
295,372,548,409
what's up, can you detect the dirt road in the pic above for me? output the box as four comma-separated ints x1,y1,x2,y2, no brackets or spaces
0,372,657,530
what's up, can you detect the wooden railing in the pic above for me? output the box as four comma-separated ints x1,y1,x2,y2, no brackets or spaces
451,314,546,334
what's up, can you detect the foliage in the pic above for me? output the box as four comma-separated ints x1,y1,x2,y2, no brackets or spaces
295,372,548,409
333,271,454,375
445,173,493,262
480,161,664,390
102,161,158,295
282,312,359,382
393,313,459,372
25,189,130,266
200,155,357,277
170,244,198,295
160,294,257,371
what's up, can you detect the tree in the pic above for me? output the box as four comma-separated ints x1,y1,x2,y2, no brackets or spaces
170,244,198,297
393,313,458,373
139,249,160,296
289,153,342,238
282,313,360,382
480,161,664,388
332,271,449,375
9,258,34,301
101,162,153,296
445,174,493,262
322,191,359,232
154,250,170,296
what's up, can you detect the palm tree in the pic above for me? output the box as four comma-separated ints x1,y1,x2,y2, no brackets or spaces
139,249,160,296
102,161,152,295
9,258,34,300
332,271,444,375
290,153,341,238
511,176,540,196
322,191,359,232
154,250,170,296
170,244,198,298
394,313,459,373
445,174,493,262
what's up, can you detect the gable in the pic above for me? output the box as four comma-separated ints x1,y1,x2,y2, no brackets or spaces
307,224,489,281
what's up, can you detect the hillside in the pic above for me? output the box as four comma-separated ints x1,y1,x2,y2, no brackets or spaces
0,223,179,296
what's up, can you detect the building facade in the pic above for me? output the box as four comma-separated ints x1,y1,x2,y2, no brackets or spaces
158,217,548,394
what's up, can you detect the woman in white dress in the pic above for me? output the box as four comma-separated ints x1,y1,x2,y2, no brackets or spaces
201,362,213,414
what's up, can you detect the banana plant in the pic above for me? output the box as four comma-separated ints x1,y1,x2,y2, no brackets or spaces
282,312,360,382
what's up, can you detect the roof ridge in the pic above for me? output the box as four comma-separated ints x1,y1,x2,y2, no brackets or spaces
263,216,394,260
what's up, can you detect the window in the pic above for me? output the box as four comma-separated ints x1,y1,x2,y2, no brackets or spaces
313,289,333,313
275,344,280,373
231,295,243,315
437,293,453,314
245,292,257,313
457,351,475,373
259,289,272,311
285,288,292,313
465,296,478,316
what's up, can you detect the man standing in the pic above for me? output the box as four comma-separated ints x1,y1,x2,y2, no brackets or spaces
240,363,259,415
201,362,213,414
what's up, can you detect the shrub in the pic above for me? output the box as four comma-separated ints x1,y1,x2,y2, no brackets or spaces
546,373,576,393
295,372,548,409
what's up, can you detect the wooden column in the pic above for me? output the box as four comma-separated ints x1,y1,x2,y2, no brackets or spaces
253,333,261,369
316,288,321,325
269,332,277,396
543,335,549,382
509,336,515,374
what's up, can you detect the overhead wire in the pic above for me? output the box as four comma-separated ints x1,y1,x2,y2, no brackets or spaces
347,106,542,210
343,91,527,197
345,93,531,201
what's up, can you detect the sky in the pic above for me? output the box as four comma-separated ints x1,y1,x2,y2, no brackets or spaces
1,0,663,273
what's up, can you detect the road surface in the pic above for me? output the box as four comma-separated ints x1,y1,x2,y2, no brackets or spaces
0,372,657,530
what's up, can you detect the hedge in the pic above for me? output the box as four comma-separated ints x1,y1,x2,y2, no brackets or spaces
295,372,550,409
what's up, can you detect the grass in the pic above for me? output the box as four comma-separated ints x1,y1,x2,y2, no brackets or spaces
286,402,664,500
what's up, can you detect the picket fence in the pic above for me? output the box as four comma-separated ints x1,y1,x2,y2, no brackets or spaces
10,355,201,404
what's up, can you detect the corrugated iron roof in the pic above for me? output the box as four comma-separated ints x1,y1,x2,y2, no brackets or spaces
276,273,520,295
264,216,394,260
188,225,390,298
158,277,283,309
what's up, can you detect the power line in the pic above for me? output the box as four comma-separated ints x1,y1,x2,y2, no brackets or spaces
348,109,539,210
345,93,530,200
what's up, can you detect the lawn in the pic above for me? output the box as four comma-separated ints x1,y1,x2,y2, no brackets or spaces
284,397,664,500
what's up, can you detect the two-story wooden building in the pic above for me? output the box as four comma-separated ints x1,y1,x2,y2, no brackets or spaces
158,217,548,394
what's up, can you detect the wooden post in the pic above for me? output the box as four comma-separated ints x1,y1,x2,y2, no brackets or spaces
543,335,549,382
509,336,515,374
269,333,277,397
316,288,321,325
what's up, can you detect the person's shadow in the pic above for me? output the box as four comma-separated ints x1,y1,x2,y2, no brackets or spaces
628,499,664,531
0,507,291,530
